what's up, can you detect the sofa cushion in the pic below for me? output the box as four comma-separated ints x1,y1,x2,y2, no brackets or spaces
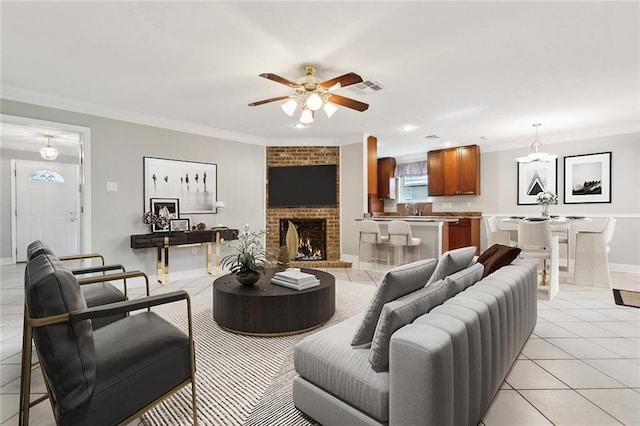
351,258,438,346
477,244,521,278
445,262,485,297
25,254,96,415
369,279,449,372
295,314,390,422
427,246,477,285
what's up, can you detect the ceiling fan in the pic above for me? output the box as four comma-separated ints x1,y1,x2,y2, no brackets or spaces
248,65,369,124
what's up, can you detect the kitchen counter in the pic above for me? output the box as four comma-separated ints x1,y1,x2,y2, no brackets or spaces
358,216,459,223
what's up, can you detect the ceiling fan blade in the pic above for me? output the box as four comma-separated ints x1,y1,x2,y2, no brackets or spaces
259,73,300,88
327,94,369,112
320,72,363,89
248,95,290,107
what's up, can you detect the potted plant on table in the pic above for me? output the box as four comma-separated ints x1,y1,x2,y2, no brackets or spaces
536,191,558,217
221,224,268,286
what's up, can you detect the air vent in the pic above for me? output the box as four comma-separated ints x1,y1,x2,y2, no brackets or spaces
350,80,384,93
424,135,440,139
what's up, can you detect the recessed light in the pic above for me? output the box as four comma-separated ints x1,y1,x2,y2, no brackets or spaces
400,125,416,132
441,142,453,147
292,123,306,129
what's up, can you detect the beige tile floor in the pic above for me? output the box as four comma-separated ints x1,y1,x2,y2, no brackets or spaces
1,262,639,425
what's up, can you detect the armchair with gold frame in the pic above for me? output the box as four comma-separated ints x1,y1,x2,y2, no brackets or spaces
19,253,197,425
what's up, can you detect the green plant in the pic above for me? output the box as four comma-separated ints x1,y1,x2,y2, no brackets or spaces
220,224,268,276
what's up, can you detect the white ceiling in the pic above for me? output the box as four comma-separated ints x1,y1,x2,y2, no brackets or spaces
1,1,638,161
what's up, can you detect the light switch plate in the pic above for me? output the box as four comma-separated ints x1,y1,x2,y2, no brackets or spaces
106,182,118,192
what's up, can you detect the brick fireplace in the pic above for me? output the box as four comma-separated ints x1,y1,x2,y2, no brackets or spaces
266,146,350,267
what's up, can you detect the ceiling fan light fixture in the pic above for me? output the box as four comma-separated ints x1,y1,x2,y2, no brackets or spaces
306,93,323,111
40,135,59,161
323,102,338,118
281,98,297,116
299,108,314,124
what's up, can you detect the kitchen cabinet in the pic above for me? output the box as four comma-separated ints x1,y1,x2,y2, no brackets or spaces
447,217,481,255
377,157,396,199
427,144,481,196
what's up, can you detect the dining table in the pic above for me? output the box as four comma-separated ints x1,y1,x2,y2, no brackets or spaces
497,215,592,300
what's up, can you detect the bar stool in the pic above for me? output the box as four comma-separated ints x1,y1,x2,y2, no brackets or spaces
358,220,389,269
574,217,616,288
387,220,421,265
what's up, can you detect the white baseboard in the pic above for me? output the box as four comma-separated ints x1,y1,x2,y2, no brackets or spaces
151,267,231,285
0,258,14,265
340,254,358,265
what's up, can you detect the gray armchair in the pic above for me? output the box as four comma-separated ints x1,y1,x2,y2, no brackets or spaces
19,253,197,425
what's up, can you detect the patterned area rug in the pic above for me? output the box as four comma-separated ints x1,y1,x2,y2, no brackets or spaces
142,279,375,425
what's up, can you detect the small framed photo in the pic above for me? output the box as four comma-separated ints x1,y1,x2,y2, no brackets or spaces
517,159,558,205
169,218,190,232
150,198,180,232
564,152,612,204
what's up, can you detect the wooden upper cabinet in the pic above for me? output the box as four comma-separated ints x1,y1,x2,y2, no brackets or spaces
427,144,481,196
427,150,445,196
377,157,396,199
367,136,378,195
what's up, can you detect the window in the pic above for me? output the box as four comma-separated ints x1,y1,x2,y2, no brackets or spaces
395,161,428,202
398,176,428,201
29,170,64,183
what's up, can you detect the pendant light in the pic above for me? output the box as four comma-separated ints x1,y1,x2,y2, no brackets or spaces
40,135,59,161
516,123,557,163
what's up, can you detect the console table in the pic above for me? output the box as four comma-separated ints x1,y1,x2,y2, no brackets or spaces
131,228,238,285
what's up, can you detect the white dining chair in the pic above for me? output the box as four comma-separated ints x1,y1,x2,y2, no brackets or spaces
517,219,560,300
573,217,616,288
387,220,421,265
550,223,570,271
484,216,516,248
358,219,389,269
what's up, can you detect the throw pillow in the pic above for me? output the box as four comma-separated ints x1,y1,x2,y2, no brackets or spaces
368,279,449,371
351,258,438,346
445,262,485,298
477,244,521,278
426,246,477,285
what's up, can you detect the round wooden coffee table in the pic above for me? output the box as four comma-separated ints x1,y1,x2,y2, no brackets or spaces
212,268,335,336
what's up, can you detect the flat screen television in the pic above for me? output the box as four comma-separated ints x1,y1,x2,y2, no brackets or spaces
268,165,337,207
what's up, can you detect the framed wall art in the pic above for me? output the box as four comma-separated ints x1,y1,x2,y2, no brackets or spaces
150,198,179,232
564,152,611,204
144,157,217,214
169,218,190,232
517,159,558,205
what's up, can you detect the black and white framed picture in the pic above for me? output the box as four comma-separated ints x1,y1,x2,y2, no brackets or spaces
169,218,190,232
150,198,179,232
144,157,217,214
517,159,558,205
564,152,612,204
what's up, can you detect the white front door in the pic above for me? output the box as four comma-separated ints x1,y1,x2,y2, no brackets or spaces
14,160,80,261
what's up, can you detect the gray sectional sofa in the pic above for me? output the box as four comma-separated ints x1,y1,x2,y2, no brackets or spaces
293,246,537,426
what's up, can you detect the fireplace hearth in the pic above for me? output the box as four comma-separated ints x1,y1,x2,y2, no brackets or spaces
279,219,327,261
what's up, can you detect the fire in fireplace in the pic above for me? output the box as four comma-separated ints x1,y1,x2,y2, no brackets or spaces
279,219,327,261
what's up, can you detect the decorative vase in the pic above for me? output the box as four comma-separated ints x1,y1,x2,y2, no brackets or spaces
540,204,550,217
235,272,261,286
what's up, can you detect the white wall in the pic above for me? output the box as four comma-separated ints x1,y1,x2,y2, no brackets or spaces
1,99,266,274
